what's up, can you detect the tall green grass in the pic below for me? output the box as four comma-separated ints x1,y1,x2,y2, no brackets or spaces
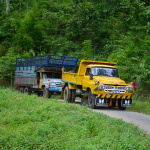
127,97,150,115
0,88,150,149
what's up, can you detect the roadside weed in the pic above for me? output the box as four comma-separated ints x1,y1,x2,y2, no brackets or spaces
0,88,150,149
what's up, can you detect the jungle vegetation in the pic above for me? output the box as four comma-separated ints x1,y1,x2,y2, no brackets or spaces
0,0,150,101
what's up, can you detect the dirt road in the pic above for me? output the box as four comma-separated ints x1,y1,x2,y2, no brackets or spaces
91,107,150,135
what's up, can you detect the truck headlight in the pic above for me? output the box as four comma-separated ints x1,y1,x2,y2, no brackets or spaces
50,82,56,87
99,85,106,90
126,86,132,91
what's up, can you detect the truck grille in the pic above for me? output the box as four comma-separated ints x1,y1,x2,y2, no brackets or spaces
55,82,62,87
104,85,126,93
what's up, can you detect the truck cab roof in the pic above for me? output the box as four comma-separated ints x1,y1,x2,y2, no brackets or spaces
86,64,117,69
77,60,117,76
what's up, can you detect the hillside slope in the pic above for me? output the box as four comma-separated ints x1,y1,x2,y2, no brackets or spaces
0,88,150,149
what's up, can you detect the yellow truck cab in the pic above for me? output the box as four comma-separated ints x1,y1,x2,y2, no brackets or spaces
61,60,133,110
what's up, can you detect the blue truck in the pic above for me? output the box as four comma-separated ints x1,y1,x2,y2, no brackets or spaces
14,54,78,98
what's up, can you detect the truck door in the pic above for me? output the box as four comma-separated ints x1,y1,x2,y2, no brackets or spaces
39,72,44,89
82,68,91,91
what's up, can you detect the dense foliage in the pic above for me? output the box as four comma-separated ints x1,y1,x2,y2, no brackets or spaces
0,0,150,98
0,88,150,149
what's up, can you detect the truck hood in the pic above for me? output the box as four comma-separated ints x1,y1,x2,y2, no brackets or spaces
43,78,62,84
94,76,127,85
47,78,62,82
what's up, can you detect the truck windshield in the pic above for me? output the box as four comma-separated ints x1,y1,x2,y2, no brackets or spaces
92,67,119,78
44,72,62,79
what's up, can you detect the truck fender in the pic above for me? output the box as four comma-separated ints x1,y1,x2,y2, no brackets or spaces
69,83,77,90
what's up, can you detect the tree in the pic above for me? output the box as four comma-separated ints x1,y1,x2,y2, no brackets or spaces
6,0,10,13
82,40,93,60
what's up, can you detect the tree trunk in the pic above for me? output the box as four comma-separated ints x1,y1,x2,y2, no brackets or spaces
6,0,10,13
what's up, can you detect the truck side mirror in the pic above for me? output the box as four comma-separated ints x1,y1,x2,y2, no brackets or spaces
89,73,93,80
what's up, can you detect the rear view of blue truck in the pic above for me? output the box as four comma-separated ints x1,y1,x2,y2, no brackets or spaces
14,54,78,98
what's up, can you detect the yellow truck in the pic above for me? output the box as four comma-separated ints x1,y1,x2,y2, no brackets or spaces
61,60,133,110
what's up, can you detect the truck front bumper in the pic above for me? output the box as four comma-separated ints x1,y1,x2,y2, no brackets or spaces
49,87,62,92
95,93,132,107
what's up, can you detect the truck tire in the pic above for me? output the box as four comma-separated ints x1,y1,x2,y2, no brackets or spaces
70,89,76,103
43,87,49,98
80,91,89,106
88,91,96,109
24,87,32,95
19,87,24,93
64,86,71,102
60,86,65,99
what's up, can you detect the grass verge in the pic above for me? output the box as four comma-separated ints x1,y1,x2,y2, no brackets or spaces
127,97,150,115
0,88,150,149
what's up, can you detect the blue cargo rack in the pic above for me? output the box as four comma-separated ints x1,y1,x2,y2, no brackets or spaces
14,54,78,87
16,54,78,70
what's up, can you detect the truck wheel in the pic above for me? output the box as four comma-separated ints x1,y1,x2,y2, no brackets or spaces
60,86,65,99
70,89,76,103
19,87,24,93
80,91,89,106
43,87,49,98
24,87,28,94
64,86,71,102
119,106,126,110
24,87,32,95
88,91,96,109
